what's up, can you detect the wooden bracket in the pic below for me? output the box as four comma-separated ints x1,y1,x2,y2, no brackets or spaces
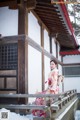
27,0,37,10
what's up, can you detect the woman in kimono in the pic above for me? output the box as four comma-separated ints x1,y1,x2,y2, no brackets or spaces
32,59,59,117
46,59,59,94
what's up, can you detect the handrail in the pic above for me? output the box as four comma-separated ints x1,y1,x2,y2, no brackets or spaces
0,104,48,110
0,89,77,118
0,89,77,99
0,93,59,98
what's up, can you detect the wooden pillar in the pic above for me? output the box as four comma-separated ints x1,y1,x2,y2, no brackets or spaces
18,0,28,103
41,24,45,91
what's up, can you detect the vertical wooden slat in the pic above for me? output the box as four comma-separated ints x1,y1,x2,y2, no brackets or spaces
56,41,58,59
4,77,7,89
50,35,52,54
41,24,45,91
61,56,64,92
18,0,28,103
56,41,58,68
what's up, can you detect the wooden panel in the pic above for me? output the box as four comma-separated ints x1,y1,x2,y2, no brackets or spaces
0,78,4,88
0,69,17,91
7,78,16,89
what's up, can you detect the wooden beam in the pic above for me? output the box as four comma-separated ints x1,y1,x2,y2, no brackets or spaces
27,0,37,10
35,8,60,15
35,14,63,22
18,0,28,104
36,1,53,6
36,6,59,13
0,35,25,43
36,4,58,10
45,24,67,31
0,0,17,8
37,17,64,25
63,63,80,66
41,21,66,28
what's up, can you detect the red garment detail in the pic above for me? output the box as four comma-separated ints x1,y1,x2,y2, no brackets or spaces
31,97,46,117
48,78,52,85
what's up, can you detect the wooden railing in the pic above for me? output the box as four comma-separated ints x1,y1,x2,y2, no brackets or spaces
0,89,77,119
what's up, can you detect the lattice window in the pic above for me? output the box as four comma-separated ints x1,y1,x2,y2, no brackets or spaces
63,66,80,77
0,43,18,70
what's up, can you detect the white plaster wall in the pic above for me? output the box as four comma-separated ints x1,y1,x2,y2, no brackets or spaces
63,55,80,93
52,37,56,57
0,7,18,36
57,43,63,92
58,65,63,93
58,43,61,61
28,45,42,102
44,29,50,52
64,77,80,93
44,56,50,90
63,55,80,64
58,42,62,74
28,12,41,45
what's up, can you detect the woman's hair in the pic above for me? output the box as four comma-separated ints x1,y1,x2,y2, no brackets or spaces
50,59,57,65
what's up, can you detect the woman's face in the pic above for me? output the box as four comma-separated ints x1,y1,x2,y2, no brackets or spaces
50,61,56,70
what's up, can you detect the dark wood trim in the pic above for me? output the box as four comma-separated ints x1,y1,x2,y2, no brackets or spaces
61,56,64,92
41,25,45,91
0,89,17,91
36,4,58,10
61,56,63,73
4,77,7,89
63,63,80,66
50,35,52,54
0,0,18,9
27,0,36,10
36,1,56,6
56,41,59,69
18,0,28,104
0,75,17,77
56,41,58,59
0,35,25,42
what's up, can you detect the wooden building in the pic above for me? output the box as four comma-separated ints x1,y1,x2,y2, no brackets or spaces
0,0,80,104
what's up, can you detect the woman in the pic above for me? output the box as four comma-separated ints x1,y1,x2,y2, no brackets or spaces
46,59,59,94
32,59,59,117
